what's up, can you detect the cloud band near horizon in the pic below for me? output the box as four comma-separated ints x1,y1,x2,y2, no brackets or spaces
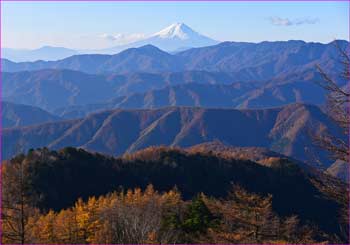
269,17,319,26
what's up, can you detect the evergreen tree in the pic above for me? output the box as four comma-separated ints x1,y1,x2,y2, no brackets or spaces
182,194,216,234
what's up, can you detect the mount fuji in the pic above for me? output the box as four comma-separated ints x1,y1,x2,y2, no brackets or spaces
3,23,218,61
101,23,218,54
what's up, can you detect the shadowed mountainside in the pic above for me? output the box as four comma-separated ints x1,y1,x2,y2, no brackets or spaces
3,104,343,168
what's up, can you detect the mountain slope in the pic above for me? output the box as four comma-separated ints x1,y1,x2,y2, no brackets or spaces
3,104,342,168
2,101,61,128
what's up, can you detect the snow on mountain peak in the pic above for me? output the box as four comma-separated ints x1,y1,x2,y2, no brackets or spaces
100,23,218,54
152,23,197,40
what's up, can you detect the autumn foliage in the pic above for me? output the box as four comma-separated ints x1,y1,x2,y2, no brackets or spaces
1,147,348,244
2,183,321,244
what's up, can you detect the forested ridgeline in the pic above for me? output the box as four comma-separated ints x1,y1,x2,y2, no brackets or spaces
1,146,348,244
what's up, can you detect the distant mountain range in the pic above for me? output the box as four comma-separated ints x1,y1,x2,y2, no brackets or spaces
2,104,342,168
3,40,347,80
3,68,331,114
2,45,183,74
54,82,257,118
2,23,217,62
2,69,118,111
2,70,243,111
2,46,78,62
3,40,347,113
55,77,328,119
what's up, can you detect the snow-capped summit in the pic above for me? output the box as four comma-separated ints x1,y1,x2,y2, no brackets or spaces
103,23,218,54
3,23,219,61
152,23,196,40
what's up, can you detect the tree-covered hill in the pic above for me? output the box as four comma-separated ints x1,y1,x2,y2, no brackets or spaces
2,146,347,243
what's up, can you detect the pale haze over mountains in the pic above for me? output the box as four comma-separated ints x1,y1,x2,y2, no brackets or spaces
2,46,79,62
3,23,218,62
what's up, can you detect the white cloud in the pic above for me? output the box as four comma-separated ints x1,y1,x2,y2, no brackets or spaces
99,33,146,44
270,17,293,26
269,17,319,26
294,18,319,25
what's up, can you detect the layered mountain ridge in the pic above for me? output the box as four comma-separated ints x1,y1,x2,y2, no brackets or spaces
3,40,347,78
3,104,342,169
2,61,339,113
2,39,348,182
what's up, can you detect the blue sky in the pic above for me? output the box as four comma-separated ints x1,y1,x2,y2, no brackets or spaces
2,1,349,49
